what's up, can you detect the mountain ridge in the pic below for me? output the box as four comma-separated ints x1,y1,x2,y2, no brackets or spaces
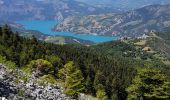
76,0,170,10
0,0,117,21
55,4,170,37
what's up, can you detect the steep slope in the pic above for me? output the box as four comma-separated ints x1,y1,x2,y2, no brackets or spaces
132,30,170,66
0,0,116,21
55,4,170,37
147,31,170,59
76,0,170,10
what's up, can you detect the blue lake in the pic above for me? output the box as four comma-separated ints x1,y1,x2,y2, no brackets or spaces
16,20,118,43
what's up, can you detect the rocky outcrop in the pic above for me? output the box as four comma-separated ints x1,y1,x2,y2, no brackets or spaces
0,64,17,98
0,64,71,100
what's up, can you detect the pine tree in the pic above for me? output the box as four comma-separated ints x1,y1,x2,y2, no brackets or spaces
27,59,54,75
85,75,95,94
0,27,2,36
126,67,170,100
58,61,85,98
13,32,20,45
96,84,108,100
31,35,38,45
2,24,11,36
45,55,62,73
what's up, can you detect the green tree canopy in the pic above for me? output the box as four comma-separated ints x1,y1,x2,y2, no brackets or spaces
58,61,85,98
27,59,54,75
96,84,108,100
46,55,62,69
126,67,170,100
0,27,2,36
2,24,11,36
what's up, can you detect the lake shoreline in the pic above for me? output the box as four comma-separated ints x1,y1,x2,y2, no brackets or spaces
16,20,119,43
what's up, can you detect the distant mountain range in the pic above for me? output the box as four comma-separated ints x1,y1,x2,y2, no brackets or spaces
0,0,117,21
55,4,170,37
76,0,170,10
1,0,170,38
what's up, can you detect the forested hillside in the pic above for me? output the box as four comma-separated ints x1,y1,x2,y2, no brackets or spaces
0,25,170,100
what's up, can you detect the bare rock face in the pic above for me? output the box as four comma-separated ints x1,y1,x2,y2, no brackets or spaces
0,64,71,100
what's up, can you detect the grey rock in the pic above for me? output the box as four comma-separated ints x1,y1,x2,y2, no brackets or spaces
0,64,72,100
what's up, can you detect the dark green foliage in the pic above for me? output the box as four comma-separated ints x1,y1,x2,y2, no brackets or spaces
58,61,85,98
0,25,169,100
45,55,61,67
0,27,2,36
126,67,170,100
92,40,153,60
0,55,17,69
147,31,170,59
85,75,95,95
2,24,11,36
26,59,54,75
96,84,108,100
155,30,170,42
45,55,62,75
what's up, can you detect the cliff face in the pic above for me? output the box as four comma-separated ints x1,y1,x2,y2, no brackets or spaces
0,64,71,100
55,4,170,37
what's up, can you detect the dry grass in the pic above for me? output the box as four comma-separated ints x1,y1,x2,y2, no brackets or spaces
45,36,65,44
134,40,147,46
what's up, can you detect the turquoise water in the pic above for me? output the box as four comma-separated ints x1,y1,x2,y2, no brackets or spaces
16,20,118,43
